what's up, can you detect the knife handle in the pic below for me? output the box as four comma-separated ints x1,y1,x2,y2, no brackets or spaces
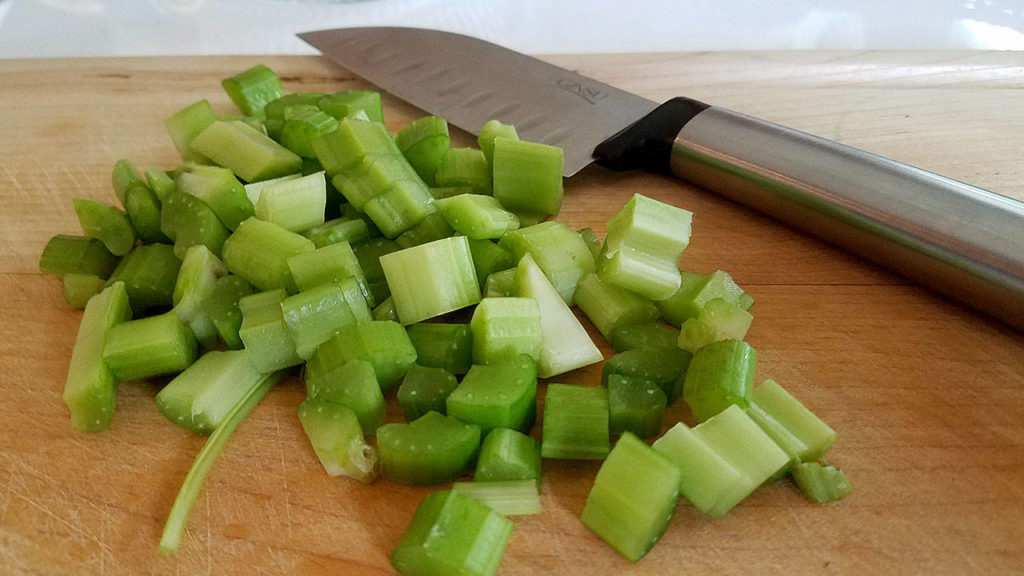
596,97,1024,331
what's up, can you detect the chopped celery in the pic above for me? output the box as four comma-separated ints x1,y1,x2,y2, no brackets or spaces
683,339,756,421
397,363,460,421
306,320,416,390
380,236,481,325
395,212,455,249
581,432,681,562
431,185,478,200
145,168,177,203
499,221,595,305
317,90,384,123
264,92,326,139
332,155,423,210
237,289,303,373
469,297,542,365
202,275,253,350
435,148,491,194
112,158,152,207
435,194,519,240
373,296,399,322
221,64,285,120
446,354,538,436
298,397,379,483
467,239,514,290
574,272,660,341
175,165,254,230
221,217,315,293
105,243,181,316
73,198,136,256
746,379,837,467
254,171,327,233
541,384,609,460
474,428,541,488
477,119,518,167
362,179,436,238
391,489,513,576
453,480,541,516
354,237,400,304
491,138,564,217
306,216,373,248
610,321,680,353
172,245,227,329
160,189,230,259
164,99,215,163
287,241,371,304
483,268,516,299
692,405,789,501
406,322,473,375
39,235,119,280
280,107,340,158
62,273,108,309
124,185,168,244
62,281,131,432
377,411,481,485
656,269,754,327
791,462,852,503
602,347,691,405
191,120,303,183
396,116,451,183
280,281,365,359
312,117,400,176
606,374,668,439
677,298,754,353
304,357,386,435
243,172,301,207
102,311,197,382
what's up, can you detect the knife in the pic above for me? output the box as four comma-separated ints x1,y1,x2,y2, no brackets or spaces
298,27,1024,331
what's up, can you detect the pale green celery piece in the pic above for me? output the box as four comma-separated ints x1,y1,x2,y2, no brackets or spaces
677,297,754,353
362,179,436,239
307,320,416,390
373,296,399,322
574,272,661,341
221,64,285,119
110,158,146,207
237,289,303,373
435,194,520,240
397,363,460,421
598,245,682,301
305,358,385,436
453,480,541,516
540,383,609,460
254,171,327,233
446,354,538,437
498,220,595,305
683,339,757,422
287,240,370,301
512,253,602,378
216,114,264,132
280,281,362,360
483,268,517,298
651,421,747,517
264,92,327,139
104,243,182,316
332,154,422,209
395,212,455,249
396,115,451,184
435,147,491,194
175,164,254,230
791,462,852,503
102,311,198,382
39,235,119,280
191,120,303,183
160,189,230,259
73,198,136,256
280,107,340,159
746,379,837,466
380,235,481,325
312,117,400,176
491,138,563,217
657,269,754,327
317,90,384,123
243,172,301,206
306,216,373,248
604,193,692,261
62,282,131,432
470,297,542,365
173,245,228,326
467,239,514,290
63,273,108,309
477,119,518,167
164,99,216,163
298,398,379,483
475,427,542,487
578,227,602,261
430,185,478,200
610,321,680,353
221,217,315,293
145,168,177,203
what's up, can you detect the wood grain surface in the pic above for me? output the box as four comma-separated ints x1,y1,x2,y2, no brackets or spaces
1,53,1022,576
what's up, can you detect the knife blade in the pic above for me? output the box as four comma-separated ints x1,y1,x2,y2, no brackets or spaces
299,27,1024,331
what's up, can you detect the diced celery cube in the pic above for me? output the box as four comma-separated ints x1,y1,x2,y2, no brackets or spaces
397,363,460,421
469,297,542,365
380,236,481,325
377,411,481,485
492,138,564,217
746,379,837,466
307,320,416,390
541,384,609,460
683,339,756,421
305,358,385,435
297,397,378,483
475,428,541,488
446,355,538,436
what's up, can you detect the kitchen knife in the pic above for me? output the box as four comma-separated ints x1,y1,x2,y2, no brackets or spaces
298,27,1024,331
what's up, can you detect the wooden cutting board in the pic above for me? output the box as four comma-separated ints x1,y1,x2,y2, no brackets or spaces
1,53,1022,576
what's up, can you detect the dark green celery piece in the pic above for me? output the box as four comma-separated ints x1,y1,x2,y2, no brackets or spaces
191,121,303,183
160,189,231,259
746,379,837,468
581,432,681,563
164,99,215,163
574,272,660,341
396,116,450,183
102,311,197,382
63,273,108,309
491,138,563,217
435,194,519,240
791,462,852,503
306,217,372,248
105,243,181,316
610,321,680,353
237,289,303,373
264,92,326,139
280,107,339,158
467,239,513,290
377,411,481,485
607,374,668,439
297,397,379,483
124,185,169,244
469,297,542,365
452,480,541,516
312,117,400,176
362,179,436,238
287,241,371,302
281,279,368,360
155,349,268,434
175,165,253,230
446,354,538,436
332,154,423,210
541,384,609,460
203,275,253,350
391,489,513,576
657,269,754,327
353,237,400,304
683,339,756,422
602,347,691,406
406,322,473,375
395,212,455,249
677,298,754,353
397,363,459,421
483,268,516,298
474,428,541,488
477,119,518,167
435,147,491,194
307,320,416,390
373,296,399,322
221,217,315,293
62,282,131,431
39,235,119,279
380,236,481,325
305,358,385,435
578,227,602,261
318,90,384,123
498,220,595,305
254,170,327,233
145,168,177,203
73,198,136,256
221,64,285,120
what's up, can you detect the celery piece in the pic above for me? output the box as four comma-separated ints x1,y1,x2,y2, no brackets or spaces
307,320,416,390
610,321,680,353
73,198,136,257
431,185,478,200
124,185,169,244
576,228,601,261
105,243,181,316
453,480,541,516
306,216,372,248
678,298,754,353
318,90,384,124
397,116,451,183
297,397,379,483
395,212,455,249
237,289,303,373
373,296,399,322
541,384,610,460
406,322,473,375
203,275,253,350
287,240,370,300
221,65,285,120
354,236,400,303
155,349,267,434
378,411,481,485
435,148,491,194
160,189,230,259
381,236,481,325
217,114,264,132
281,281,364,359
791,462,852,503
477,119,519,167
492,138,564,217
397,363,460,421
145,168,177,203
746,379,837,467
513,253,602,379
657,269,754,327
598,247,682,303
63,273,108,309
243,172,301,207
607,374,668,439
264,92,326,139
470,297,542,365
192,121,303,183
474,428,541,487
102,311,198,382
175,165,254,230
280,107,340,158
467,239,514,290
574,272,661,341
602,347,692,405
499,221,595,305
221,217,315,293
581,432,681,563
435,194,519,240
363,179,436,238
254,170,327,233
110,158,146,204
172,245,227,328
683,339,756,422
158,369,278,555
651,421,746,517
446,354,538,436
62,282,131,431
312,117,400,176
483,268,516,299
164,99,216,163
39,235,119,280
305,358,385,435
391,489,513,576
332,155,422,210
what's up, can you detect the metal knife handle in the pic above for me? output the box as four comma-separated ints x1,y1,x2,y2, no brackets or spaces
670,106,1024,331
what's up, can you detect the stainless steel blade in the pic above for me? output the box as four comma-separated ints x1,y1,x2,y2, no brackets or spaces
298,27,658,177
